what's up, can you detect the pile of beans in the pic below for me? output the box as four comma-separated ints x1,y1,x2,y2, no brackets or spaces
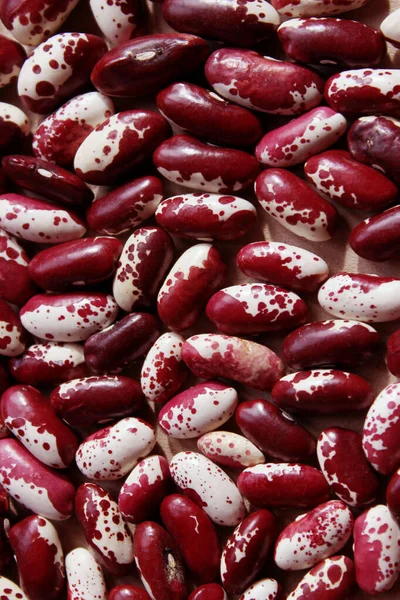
0,0,399,598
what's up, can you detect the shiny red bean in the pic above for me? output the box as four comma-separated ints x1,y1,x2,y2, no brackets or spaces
350,205,400,262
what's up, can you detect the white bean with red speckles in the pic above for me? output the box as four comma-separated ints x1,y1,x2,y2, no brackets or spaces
0,576,29,599
65,548,107,600
239,579,281,600
197,431,265,469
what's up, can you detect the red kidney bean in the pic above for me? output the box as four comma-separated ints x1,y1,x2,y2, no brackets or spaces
381,9,400,48
237,463,329,509
29,237,122,291
206,283,308,335
113,227,174,312
0,34,25,88
348,115,400,185
318,272,400,322
141,333,187,404
134,521,187,600
387,329,400,378
157,244,226,332
353,505,400,594
0,577,29,599
156,83,262,148
236,399,316,462
256,107,346,168
0,518,11,573
304,149,398,211
0,299,25,358
75,483,134,574
51,375,144,427
90,0,143,44
66,547,107,600
160,494,221,583
272,369,374,414
282,319,382,370
0,364,9,397
163,0,279,46
159,381,238,439
182,333,284,391
9,341,87,387
74,110,170,186
237,241,328,294
278,18,385,66
0,488,10,515
9,515,64,600
153,134,260,194
362,382,400,475
2,155,94,209
1,384,79,468
0,230,36,306
169,451,245,527
118,455,170,524
0,438,75,519
155,193,256,241
387,468,400,519
317,427,379,508
0,103,30,152
286,556,355,600
84,313,159,374
189,584,227,600
76,417,156,480
271,0,370,17
197,431,265,469
240,579,282,600
255,168,337,242
20,292,118,342
33,91,115,167
109,586,152,600
0,0,79,46
205,48,324,115
0,193,86,244
91,34,209,98
350,205,400,262
221,509,276,594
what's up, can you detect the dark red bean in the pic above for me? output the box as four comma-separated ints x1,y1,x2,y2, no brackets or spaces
0,103,30,152
0,518,11,573
0,34,25,88
188,584,226,600
350,205,400,262
387,330,400,378
108,585,152,600
0,230,36,306
387,468,400,519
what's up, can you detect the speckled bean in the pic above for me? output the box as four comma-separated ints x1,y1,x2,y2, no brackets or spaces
141,332,187,404
197,431,265,469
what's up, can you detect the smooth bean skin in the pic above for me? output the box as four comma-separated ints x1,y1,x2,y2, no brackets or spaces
271,0,371,17
350,205,400,262
0,103,30,152
387,329,400,378
0,34,25,88
108,586,152,600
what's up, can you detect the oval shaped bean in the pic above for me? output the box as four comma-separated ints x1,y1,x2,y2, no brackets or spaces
0,299,25,357
282,320,382,370
350,205,400,262
237,463,329,509
0,35,25,88
170,451,245,527
156,82,262,147
66,548,107,600
51,375,143,427
205,48,324,115
240,579,282,600
381,8,400,48
84,313,159,374
76,417,156,480
272,370,374,414
1,384,79,468
237,241,328,294
91,33,210,97
256,107,346,168
182,333,284,391
286,556,355,600
0,577,29,600
190,584,227,600
387,329,400,378
90,0,143,44
387,468,400,518
113,227,174,312
109,586,152,600
0,230,36,306
271,0,370,17
318,272,400,322
119,455,170,524
197,431,265,470
206,283,308,335
236,399,316,462
141,332,187,404
0,103,30,152
305,149,398,210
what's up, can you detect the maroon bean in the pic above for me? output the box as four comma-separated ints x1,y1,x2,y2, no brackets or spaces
9,515,64,600
153,134,260,194
205,48,324,115
0,518,11,573
157,244,226,332
50,375,144,427
317,427,379,508
91,34,210,97
1,384,79,469
387,330,400,378
160,494,220,583
0,230,36,306
108,586,152,600
0,364,9,397
221,510,276,594
0,488,10,516
133,521,187,600
29,237,123,291
348,116,400,185
236,399,316,462
156,83,262,148
189,584,226,600
0,34,25,88
305,149,398,211
350,205,400,262
282,320,382,369
0,103,30,152
387,468,400,519
237,463,330,509
84,313,159,374
0,299,26,358
286,556,355,600
278,17,386,66
271,0,370,17
1,155,94,208
87,177,164,236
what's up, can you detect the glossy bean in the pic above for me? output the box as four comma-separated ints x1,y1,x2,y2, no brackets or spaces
141,333,187,404
197,431,265,470
381,8,400,48
108,586,152,600
271,0,370,17
66,547,107,600
90,0,143,44
0,103,30,152
189,584,227,600
286,556,355,600
0,299,25,357
0,230,36,306
350,205,400,262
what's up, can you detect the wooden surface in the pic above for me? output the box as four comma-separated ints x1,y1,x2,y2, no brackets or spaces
2,1,400,598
